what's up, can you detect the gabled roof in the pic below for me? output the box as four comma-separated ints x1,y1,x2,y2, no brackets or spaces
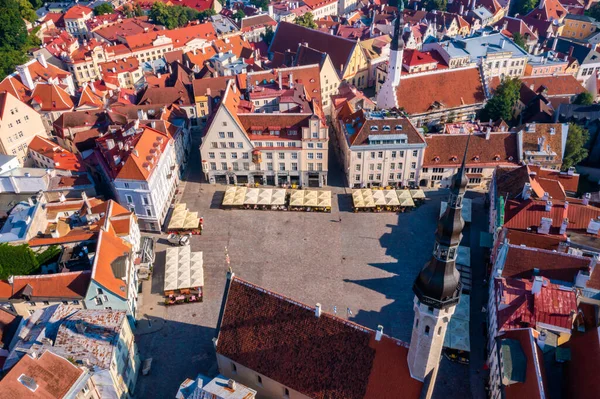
340,109,424,146
564,325,600,399
269,22,356,74
520,75,585,98
30,84,74,112
395,68,486,115
216,276,422,399
77,84,104,109
239,14,277,32
91,229,131,299
64,5,93,19
114,127,171,181
125,22,217,51
10,272,91,300
524,0,567,22
28,136,83,172
504,229,567,252
423,132,518,167
0,350,84,398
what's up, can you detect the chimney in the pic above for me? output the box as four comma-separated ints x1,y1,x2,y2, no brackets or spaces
560,218,569,235
552,38,557,51
106,139,115,150
16,65,34,90
500,39,505,49
539,216,552,234
35,53,48,68
567,167,575,176
537,330,547,350
569,46,574,58
289,72,294,89
315,303,322,317
503,20,508,31
545,200,552,212
227,379,237,390
459,4,464,14
542,192,549,201
375,325,384,341
583,193,591,206
485,126,491,140
564,201,569,210
587,218,600,235
538,0,545,10
59,193,66,202
575,268,591,288
531,275,543,294
278,71,282,90
522,183,532,200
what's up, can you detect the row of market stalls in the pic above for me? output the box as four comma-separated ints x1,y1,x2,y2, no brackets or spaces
164,245,204,305
167,203,203,234
222,187,332,212
352,189,426,212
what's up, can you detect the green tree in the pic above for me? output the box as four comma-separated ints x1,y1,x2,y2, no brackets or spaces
517,0,538,16
562,123,590,170
587,3,600,20
233,9,245,21
0,0,28,50
197,8,215,21
94,3,114,15
573,91,594,105
0,243,39,279
134,3,144,16
0,47,27,79
17,0,36,22
294,12,317,29
149,3,202,29
250,0,268,10
422,0,447,12
27,0,42,8
481,77,521,123
262,26,274,45
512,32,526,50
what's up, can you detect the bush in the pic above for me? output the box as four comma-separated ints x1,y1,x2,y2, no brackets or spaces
0,243,40,279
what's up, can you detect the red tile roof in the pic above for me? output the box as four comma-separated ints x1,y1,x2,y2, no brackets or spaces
564,326,600,399
30,84,74,112
501,244,596,288
528,165,579,193
0,350,84,398
91,229,131,299
520,75,585,97
64,5,93,20
28,135,83,172
395,68,485,115
10,271,91,300
423,132,518,167
217,276,422,399
504,229,567,252
340,109,424,146
499,328,548,399
125,22,217,51
239,14,277,32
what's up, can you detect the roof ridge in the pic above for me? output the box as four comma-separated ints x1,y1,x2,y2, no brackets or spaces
14,270,91,280
507,243,591,261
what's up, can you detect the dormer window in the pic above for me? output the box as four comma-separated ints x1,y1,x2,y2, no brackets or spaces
451,156,458,162
382,125,391,131
473,155,480,161
370,125,378,131
395,125,403,130
494,155,500,161
434,156,440,162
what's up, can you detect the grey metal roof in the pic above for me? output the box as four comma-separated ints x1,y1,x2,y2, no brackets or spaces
444,32,528,61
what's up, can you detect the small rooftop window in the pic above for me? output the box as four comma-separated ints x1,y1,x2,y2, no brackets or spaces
370,126,378,131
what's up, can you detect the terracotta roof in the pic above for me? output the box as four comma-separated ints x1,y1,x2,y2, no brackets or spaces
423,132,518,167
10,271,91,300
0,350,83,398
498,328,548,399
248,65,323,103
28,228,97,247
92,17,157,42
30,84,74,112
520,75,585,97
91,229,131,299
239,14,277,32
270,22,357,74
564,326,600,399
64,5,93,19
495,277,577,332
111,126,171,181
238,114,312,140
396,68,485,115
501,244,596,288
504,229,567,252
525,0,567,21
28,136,83,172
0,308,19,348
125,22,217,51
529,165,579,193
216,276,422,399
192,76,232,100
340,109,424,146
77,84,103,109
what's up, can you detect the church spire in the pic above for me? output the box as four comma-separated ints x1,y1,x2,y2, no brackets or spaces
375,0,404,109
413,135,470,309
391,0,405,52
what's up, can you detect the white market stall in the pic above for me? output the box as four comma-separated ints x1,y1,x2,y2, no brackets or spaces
164,245,204,304
168,203,202,234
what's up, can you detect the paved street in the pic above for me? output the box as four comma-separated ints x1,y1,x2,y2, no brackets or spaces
134,136,484,398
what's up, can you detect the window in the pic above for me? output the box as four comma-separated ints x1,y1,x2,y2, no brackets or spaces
221,162,228,170
257,375,263,386
370,152,376,159
307,153,314,159
243,162,250,171
316,153,323,160
357,152,362,159
355,174,361,181
308,143,314,148
377,151,383,159
28,301,37,306
284,387,290,398
415,318,419,328
232,163,239,171
389,173,394,180
317,163,323,171
126,194,134,204
410,172,415,179
438,326,442,335
222,122,228,126
411,162,416,169
308,163,314,171
242,153,249,159
266,153,273,160
211,142,218,149
355,164,361,171
142,197,149,205
413,150,418,157
232,362,237,374
227,132,234,138
377,164,383,171
376,174,382,180
124,182,130,189
469,177,482,184
399,151,404,157
432,167,444,173
236,142,243,148
396,173,402,180
279,163,285,171
228,142,235,148
231,152,238,159
218,132,225,139
208,152,215,159
424,325,430,336
95,297,103,306
146,209,152,217
278,152,285,159
291,153,298,160
291,162,298,171
267,163,273,170
317,143,323,148
72,300,79,305
219,152,226,159
219,142,226,148
210,162,217,170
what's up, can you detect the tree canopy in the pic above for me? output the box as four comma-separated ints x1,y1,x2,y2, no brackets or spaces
516,0,537,16
17,0,36,22
149,3,213,29
423,0,447,12
573,91,594,105
587,3,600,20
94,3,114,15
512,32,526,50
481,77,521,123
562,123,590,170
250,0,268,10
294,12,317,29
262,26,274,45
0,244,60,280
233,9,245,21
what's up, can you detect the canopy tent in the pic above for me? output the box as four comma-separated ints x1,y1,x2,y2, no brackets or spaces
168,203,200,231
317,191,332,208
304,190,318,207
383,190,400,206
289,190,305,206
397,190,412,200
271,189,286,205
398,194,415,207
222,187,247,206
222,187,238,206
372,190,386,206
352,189,375,208
257,188,273,205
410,189,426,200
164,245,204,293
244,188,260,205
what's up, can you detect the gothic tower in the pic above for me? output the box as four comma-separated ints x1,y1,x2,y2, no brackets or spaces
376,0,404,110
407,137,469,382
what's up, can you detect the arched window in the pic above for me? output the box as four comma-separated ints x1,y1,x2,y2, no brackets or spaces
438,326,442,335
424,325,430,336
415,319,419,328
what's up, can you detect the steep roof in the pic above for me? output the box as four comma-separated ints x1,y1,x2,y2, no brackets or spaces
340,109,424,146
28,136,83,172
216,276,422,399
64,5,93,19
520,123,568,162
91,229,130,298
395,68,485,115
423,132,518,167
0,350,84,398
125,22,217,51
504,229,567,252
520,75,585,98
30,84,74,112
564,326,600,399
269,22,356,74
239,14,277,32
77,84,103,109
11,272,91,300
